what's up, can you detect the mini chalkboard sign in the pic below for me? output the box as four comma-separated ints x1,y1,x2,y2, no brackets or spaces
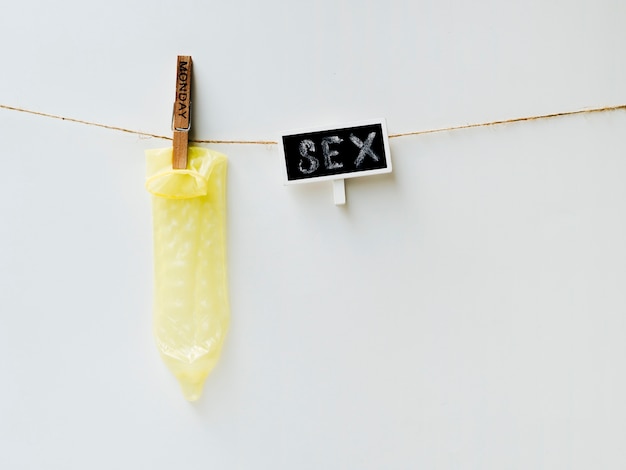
280,119,392,204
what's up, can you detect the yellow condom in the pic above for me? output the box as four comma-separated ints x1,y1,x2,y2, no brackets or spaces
145,146,229,401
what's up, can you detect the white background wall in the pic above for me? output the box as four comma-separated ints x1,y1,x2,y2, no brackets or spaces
1,1,626,468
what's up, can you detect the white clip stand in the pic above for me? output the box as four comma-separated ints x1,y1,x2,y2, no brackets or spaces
333,179,346,205
280,119,392,206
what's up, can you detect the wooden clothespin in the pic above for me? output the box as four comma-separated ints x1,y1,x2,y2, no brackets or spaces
172,55,193,169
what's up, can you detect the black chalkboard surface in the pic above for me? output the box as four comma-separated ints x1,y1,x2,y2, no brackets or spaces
280,120,392,183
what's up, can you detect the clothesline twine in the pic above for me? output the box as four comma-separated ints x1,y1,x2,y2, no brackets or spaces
1,103,625,145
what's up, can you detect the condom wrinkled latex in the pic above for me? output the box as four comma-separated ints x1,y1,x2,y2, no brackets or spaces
145,146,229,401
